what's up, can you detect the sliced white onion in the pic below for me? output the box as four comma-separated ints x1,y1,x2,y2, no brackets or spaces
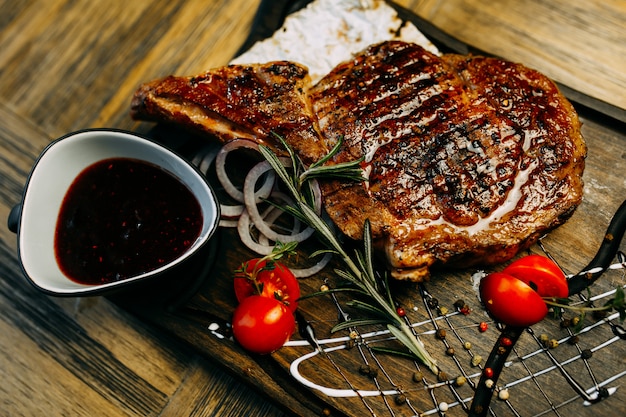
237,206,333,278
211,141,332,277
191,144,219,170
215,139,262,202
220,204,244,218
244,161,314,243
259,200,303,237
237,194,304,253
214,139,275,220
218,219,239,228
237,209,274,255
197,146,219,175
290,253,333,278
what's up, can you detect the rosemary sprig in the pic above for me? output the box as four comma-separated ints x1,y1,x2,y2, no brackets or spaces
259,136,440,375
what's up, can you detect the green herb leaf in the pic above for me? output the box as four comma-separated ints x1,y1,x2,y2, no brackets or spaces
258,134,440,375
332,319,390,332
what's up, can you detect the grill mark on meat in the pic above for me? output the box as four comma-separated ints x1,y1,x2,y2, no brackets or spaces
131,41,586,281
312,43,527,228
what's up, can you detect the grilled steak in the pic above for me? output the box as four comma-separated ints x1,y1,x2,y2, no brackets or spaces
131,41,586,281
131,62,328,164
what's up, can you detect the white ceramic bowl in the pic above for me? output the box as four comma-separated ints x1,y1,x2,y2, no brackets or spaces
8,129,220,296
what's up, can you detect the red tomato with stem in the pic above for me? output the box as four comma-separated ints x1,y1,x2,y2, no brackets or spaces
502,254,568,298
234,259,300,313
232,295,296,354
479,255,568,327
480,272,548,327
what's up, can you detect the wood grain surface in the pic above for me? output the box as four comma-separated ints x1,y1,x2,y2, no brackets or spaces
1,1,625,417
406,0,626,112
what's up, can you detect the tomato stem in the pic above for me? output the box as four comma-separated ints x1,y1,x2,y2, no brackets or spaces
543,299,607,312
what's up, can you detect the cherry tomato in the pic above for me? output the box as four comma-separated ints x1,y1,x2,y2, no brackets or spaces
479,255,569,327
479,272,548,327
232,295,296,354
502,254,568,298
234,259,300,313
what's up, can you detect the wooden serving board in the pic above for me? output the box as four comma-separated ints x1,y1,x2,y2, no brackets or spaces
111,2,626,416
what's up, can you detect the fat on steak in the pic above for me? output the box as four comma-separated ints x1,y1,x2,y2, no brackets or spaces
131,41,586,281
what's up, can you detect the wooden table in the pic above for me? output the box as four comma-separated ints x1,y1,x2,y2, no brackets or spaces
1,1,625,416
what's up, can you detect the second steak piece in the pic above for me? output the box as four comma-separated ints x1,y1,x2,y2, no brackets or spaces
310,41,586,280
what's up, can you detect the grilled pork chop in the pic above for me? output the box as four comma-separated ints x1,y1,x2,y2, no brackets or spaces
131,41,586,281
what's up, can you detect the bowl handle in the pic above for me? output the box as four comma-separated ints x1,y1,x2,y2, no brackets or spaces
7,204,21,233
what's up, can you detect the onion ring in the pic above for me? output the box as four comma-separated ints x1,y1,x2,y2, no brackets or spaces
211,141,332,276
244,161,314,243
218,219,239,228
290,253,333,278
237,209,274,255
214,139,276,219
215,139,268,202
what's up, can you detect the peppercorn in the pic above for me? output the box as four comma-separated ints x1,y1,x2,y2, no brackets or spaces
547,339,559,349
463,341,472,350
471,355,483,367
394,394,407,405
568,335,579,345
436,329,447,339
500,336,513,347
358,365,378,378
479,322,488,332
412,371,424,383
428,297,439,308
446,347,455,356
581,349,593,359
498,388,510,400
455,376,467,387
453,299,466,309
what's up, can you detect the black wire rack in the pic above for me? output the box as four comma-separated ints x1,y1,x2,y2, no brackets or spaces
284,272,626,417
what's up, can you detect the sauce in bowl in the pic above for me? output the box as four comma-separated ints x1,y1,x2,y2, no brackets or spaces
54,157,203,285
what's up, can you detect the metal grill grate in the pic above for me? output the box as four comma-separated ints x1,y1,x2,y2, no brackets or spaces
286,271,626,416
